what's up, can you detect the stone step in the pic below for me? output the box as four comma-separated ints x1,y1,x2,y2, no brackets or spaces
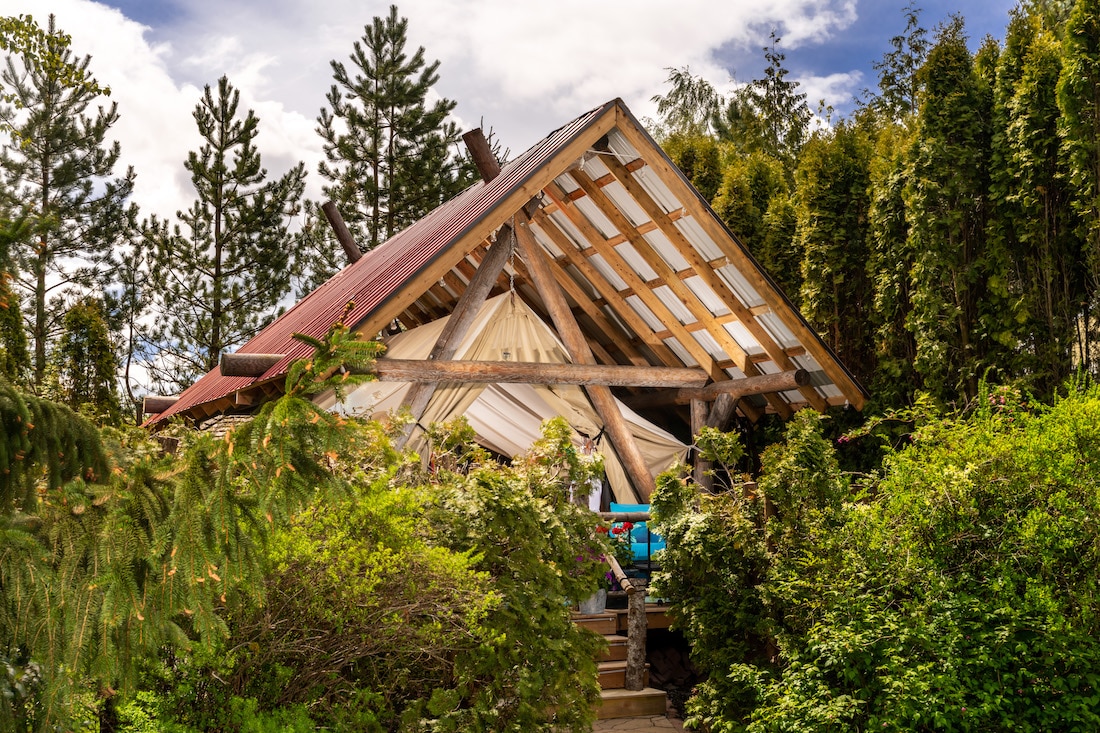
597,687,668,720
598,660,650,689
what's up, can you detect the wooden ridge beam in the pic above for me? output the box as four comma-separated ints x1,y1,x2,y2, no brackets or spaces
220,352,284,377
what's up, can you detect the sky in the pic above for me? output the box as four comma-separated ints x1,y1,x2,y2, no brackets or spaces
0,0,1019,225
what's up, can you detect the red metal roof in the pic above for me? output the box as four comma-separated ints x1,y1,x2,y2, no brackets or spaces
148,100,617,425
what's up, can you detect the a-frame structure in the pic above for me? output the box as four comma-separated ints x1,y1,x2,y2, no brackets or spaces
147,98,867,501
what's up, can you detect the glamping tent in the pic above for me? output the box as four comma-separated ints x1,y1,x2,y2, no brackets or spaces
146,98,867,501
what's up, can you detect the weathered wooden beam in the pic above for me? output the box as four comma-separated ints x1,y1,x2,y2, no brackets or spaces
366,358,708,387
625,589,647,691
321,201,362,265
623,369,808,410
220,352,284,377
514,217,659,502
142,395,178,414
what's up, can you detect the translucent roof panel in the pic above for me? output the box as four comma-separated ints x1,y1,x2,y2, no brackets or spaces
633,166,681,216
757,312,801,349
603,180,650,227
691,328,726,361
606,129,641,164
653,284,696,325
684,275,729,316
663,337,696,366
723,320,765,356
613,242,658,282
574,195,619,239
643,229,690,271
673,216,723,260
626,294,664,333
588,252,629,291
717,265,765,309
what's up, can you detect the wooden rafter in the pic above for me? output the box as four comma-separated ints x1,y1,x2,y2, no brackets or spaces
505,239,648,366
540,182,740,394
530,208,678,366
513,216,659,501
569,166,792,418
611,109,866,410
593,149,828,412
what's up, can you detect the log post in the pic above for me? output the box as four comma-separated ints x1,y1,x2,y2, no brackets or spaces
461,128,502,182
624,369,809,409
513,219,658,501
368,359,707,387
142,395,179,414
691,398,713,492
220,353,285,377
624,588,647,691
321,201,362,265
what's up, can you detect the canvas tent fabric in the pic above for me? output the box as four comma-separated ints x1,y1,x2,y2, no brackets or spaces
316,293,687,503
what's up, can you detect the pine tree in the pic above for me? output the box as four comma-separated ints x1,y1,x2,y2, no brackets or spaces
150,76,306,390
56,296,118,422
0,219,27,382
0,15,134,389
316,5,472,256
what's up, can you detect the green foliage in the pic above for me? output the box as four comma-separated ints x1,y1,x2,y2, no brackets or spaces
56,296,119,423
795,122,875,387
149,75,306,390
658,383,1100,731
0,15,134,388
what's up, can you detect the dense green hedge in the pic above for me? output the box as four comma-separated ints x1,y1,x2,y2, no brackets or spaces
653,383,1100,732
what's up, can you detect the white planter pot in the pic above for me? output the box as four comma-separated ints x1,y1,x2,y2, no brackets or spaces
578,588,608,614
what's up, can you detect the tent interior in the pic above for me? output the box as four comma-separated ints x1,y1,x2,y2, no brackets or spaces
316,292,687,504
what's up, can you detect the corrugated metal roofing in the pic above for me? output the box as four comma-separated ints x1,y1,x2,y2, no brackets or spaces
150,97,867,426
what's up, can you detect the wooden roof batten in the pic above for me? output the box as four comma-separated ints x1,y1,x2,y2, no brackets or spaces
148,98,866,463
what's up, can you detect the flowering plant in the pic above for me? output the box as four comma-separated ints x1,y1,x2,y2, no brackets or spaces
599,521,635,569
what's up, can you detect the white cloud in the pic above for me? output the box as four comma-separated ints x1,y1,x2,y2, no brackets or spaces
0,0,863,221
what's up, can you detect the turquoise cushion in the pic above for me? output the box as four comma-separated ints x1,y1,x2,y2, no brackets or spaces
631,539,666,561
609,502,649,513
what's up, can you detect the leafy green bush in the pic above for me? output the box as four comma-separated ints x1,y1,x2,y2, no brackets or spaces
652,384,1100,732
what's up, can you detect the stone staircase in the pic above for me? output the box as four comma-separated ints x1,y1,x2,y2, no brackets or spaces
573,607,669,719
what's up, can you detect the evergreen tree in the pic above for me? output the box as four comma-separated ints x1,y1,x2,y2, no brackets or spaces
904,18,1002,400
56,295,118,422
650,66,722,136
795,122,875,387
1057,0,1100,374
989,9,1083,392
864,3,929,120
745,31,812,169
150,76,305,390
867,121,919,406
0,219,27,382
316,4,472,258
0,15,134,389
